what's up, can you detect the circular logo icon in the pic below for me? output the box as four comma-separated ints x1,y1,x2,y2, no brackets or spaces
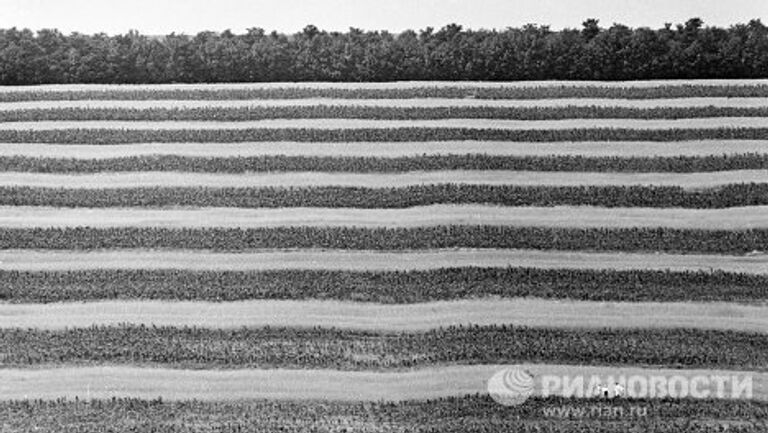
487,366,535,406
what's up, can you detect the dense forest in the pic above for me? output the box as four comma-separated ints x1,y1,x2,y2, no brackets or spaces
0,18,767,84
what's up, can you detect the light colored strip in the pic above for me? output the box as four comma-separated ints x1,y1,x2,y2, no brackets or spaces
1,300,766,332
1,79,767,92
3,205,768,229
2,97,768,110
1,249,765,274
0,365,764,401
2,141,767,158
4,118,768,130
0,170,763,188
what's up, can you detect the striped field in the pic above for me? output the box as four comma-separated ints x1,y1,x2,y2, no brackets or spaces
1,81,767,430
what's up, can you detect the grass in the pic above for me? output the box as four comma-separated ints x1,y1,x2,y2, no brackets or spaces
0,395,766,432
1,324,766,370
5,105,768,121
4,84,768,101
2,267,767,303
3,127,768,143
1,184,766,208
0,226,766,254
2,153,767,173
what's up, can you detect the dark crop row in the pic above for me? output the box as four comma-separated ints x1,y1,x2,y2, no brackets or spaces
2,268,766,304
2,324,765,370
4,85,768,102
3,127,768,144
4,154,768,173
4,396,766,433
1,226,766,254
2,184,767,209
2,396,766,433
5,105,768,121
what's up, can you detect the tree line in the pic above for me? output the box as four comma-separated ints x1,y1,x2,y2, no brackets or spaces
0,18,767,84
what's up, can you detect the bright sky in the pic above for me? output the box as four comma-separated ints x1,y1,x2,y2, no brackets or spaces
1,0,766,35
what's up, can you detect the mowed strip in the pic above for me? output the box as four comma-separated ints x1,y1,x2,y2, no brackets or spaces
2,141,768,159
0,365,763,401
2,97,768,110
1,249,765,274
1,170,764,188
4,205,768,229
1,79,766,92
4,118,768,130
1,299,766,332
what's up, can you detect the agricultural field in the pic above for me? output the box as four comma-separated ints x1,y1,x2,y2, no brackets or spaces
1,79,768,432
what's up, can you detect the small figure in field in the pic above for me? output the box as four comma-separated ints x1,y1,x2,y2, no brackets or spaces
613,382,625,398
594,383,610,398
